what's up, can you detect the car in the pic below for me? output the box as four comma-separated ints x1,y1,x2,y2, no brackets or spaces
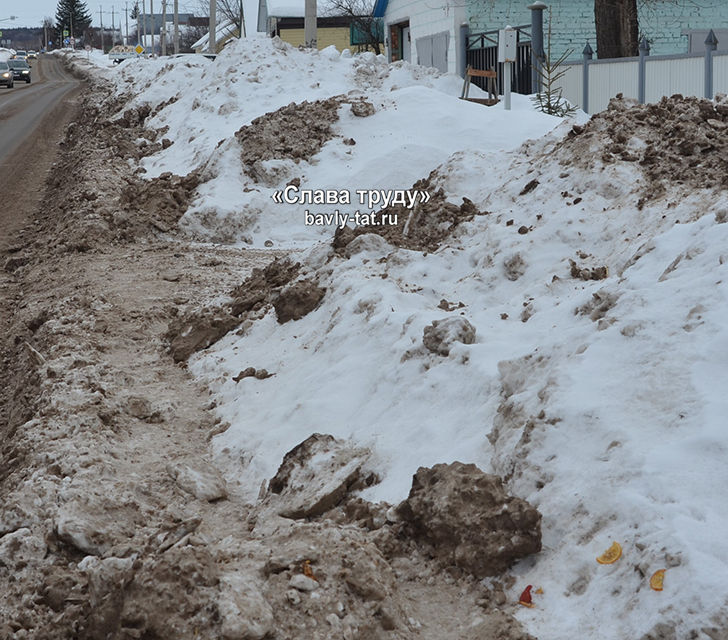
7,59,31,83
0,61,14,88
12,50,27,61
27,50,37,60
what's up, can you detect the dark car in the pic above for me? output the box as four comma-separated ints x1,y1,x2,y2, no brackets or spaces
0,62,14,88
7,59,31,83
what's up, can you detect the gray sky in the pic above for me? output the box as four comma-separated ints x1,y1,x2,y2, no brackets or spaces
2,0,217,29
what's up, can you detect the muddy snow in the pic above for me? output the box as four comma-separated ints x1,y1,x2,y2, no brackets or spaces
2,36,728,640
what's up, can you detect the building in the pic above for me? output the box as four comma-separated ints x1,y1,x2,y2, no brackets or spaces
192,19,240,53
375,0,728,78
138,13,194,35
373,0,466,74
257,0,382,52
467,0,728,59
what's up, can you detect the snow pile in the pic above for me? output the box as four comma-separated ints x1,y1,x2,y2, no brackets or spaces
77,36,565,246
67,39,728,638
56,48,118,69
188,93,728,638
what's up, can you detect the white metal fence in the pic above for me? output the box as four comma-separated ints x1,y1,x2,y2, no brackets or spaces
558,38,728,114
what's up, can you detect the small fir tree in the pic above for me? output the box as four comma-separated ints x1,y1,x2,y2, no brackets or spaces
531,9,577,117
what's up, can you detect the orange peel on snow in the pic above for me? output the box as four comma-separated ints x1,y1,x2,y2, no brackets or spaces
302,560,318,582
596,541,622,564
649,569,666,591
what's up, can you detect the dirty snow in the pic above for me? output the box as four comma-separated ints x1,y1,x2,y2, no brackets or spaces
64,36,728,639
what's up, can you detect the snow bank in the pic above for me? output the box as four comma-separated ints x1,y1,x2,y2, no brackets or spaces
88,36,728,639
192,131,728,637
88,36,566,247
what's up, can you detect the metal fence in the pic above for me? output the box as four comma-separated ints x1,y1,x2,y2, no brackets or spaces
558,31,728,114
466,25,532,95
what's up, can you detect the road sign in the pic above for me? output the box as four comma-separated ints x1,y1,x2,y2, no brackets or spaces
64,38,69,45
0,31,3,37
63,29,69,36
135,44,144,54
69,37,75,47
85,44,91,51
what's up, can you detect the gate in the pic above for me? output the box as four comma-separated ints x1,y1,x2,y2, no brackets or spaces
466,25,532,95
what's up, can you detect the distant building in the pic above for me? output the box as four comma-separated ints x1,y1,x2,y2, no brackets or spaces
138,13,195,35
258,0,383,52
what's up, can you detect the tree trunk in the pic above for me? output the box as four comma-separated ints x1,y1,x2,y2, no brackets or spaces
594,0,639,59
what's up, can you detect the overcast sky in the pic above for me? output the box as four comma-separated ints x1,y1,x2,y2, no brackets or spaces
3,0,259,30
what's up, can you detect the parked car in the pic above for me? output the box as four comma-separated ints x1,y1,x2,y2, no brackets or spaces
0,61,14,88
7,59,31,83
108,45,139,63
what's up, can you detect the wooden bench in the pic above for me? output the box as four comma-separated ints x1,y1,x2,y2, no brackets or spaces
460,66,499,106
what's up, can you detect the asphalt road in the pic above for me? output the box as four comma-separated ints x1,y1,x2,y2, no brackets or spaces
0,55,80,248
0,55,79,165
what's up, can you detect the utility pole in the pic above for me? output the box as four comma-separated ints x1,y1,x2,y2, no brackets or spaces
100,6,104,52
135,2,140,45
208,0,216,54
150,0,154,55
161,0,166,55
173,0,178,54
111,6,115,45
304,0,316,49
125,2,129,44
142,0,146,48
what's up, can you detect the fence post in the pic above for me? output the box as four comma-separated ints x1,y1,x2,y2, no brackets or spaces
582,41,593,113
527,1,547,93
638,36,650,104
460,22,469,78
705,29,718,99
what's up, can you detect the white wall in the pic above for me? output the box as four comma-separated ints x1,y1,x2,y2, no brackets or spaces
384,0,464,75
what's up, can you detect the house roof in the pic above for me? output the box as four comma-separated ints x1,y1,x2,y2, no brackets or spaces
372,0,388,18
192,19,238,49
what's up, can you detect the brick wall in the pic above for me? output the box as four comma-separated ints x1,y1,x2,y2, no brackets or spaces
467,0,728,60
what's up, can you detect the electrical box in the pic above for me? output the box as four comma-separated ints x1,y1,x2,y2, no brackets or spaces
498,27,517,63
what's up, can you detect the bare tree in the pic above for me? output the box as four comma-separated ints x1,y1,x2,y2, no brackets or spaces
197,0,245,38
324,0,382,54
